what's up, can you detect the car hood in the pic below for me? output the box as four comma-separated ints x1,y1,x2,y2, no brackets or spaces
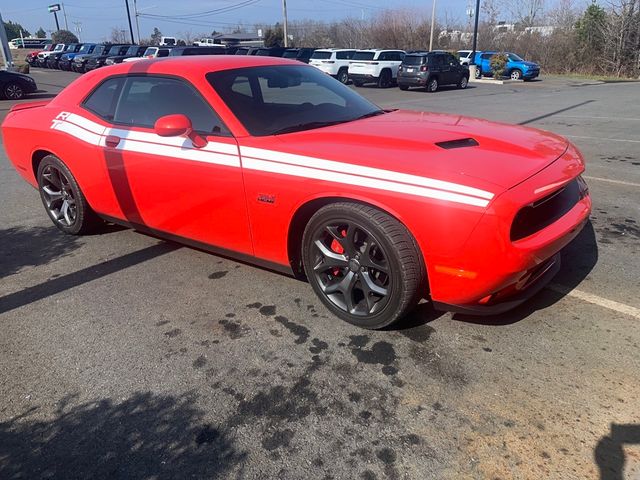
522,61,539,68
272,110,568,191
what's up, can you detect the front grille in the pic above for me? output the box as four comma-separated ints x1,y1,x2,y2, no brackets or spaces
510,177,587,241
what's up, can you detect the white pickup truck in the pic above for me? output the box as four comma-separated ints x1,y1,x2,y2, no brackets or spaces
347,49,406,88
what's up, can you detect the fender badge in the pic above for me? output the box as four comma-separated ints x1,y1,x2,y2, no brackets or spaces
257,194,276,204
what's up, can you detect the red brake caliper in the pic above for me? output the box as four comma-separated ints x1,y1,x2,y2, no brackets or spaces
330,229,347,276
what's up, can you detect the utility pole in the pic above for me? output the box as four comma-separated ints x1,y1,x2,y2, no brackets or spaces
133,0,141,43
0,9,15,70
429,0,437,51
53,11,60,31
282,0,288,48
124,0,135,44
73,20,82,41
61,3,69,30
470,0,481,63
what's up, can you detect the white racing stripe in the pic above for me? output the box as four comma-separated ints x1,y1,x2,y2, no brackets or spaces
243,157,491,207
241,146,495,201
51,112,495,208
549,284,640,320
583,176,640,188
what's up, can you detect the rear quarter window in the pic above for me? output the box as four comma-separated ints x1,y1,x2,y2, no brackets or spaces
82,77,124,121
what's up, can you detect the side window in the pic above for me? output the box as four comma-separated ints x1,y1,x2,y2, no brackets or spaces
481,53,491,60
378,53,388,61
336,51,347,60
82,77,124,121
113,76,228,135
157,49,169,57
434,55,445,67
447,54,458,65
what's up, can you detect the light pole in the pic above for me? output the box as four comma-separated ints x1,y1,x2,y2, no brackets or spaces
429,0,436,51
133,0,141,43
124,0,135,44
282,0,288,48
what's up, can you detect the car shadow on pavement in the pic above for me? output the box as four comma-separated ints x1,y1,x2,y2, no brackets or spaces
0,391,247,479
0,241,179,315
453,220,598,326
595,424,640,480
0,225,82,278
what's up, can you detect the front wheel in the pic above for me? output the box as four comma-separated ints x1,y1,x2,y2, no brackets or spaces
510,69,523,80
302,202,425,329
4,83,24,100
37,155,103,235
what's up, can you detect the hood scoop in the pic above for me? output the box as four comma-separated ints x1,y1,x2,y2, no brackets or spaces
435,138,479,150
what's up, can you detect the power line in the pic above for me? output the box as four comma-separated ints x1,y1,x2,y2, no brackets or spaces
145,0,261,19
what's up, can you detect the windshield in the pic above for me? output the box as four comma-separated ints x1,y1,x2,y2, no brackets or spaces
282,50,298,58
403,55,425,65
143,47,157,56
508,53,524,62
78,44,93,54
107,46,122,55
311,51,332,60
54,44,64,52
207,65,383,136
352,51,375,61
126,46,139,55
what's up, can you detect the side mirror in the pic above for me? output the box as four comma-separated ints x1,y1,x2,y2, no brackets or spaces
154,114,207,148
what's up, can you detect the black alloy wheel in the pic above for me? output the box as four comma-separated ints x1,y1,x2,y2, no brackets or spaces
302,203,425,329
4,83,24,100
37,155,102,234
377,70,392,88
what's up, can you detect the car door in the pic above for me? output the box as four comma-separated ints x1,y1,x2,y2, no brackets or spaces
445,53,462,83
102,75,253,255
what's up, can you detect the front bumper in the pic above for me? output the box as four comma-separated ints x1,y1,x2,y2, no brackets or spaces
524,69,540,79
427,143,591,313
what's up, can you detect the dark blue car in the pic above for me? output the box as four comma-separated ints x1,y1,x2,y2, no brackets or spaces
474,51,540,81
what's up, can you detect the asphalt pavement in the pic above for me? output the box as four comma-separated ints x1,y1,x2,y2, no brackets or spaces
1,69,639,480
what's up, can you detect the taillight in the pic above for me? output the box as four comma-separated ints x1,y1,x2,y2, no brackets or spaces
420,65,428,72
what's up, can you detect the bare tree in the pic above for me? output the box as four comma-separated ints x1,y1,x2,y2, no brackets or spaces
110,27,129,43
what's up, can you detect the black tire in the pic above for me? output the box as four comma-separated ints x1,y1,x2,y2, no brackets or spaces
458,75,469,89
4,82,24,100
510,69,523,80
302,202,425,329
427,77,438,92
474,68,482,79
337,68,349,84
377,69,392,88
353,79,364,87
37,155,103,235
399,84,409,91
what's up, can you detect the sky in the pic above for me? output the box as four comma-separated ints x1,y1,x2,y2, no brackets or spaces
3,0,564,43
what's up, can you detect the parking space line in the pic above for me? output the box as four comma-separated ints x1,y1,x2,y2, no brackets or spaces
549,284,640,319
568,134,640,143
558,115,640,121
583,176,640,188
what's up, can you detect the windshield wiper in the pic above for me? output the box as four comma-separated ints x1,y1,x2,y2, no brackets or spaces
272,120,348,135
352,109,386,121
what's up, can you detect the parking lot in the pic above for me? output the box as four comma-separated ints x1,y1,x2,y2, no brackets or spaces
1,70,639,479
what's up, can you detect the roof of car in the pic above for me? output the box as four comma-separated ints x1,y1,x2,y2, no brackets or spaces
315,48,356,51
95,55,301,77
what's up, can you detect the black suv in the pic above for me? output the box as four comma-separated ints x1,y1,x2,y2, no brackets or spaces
85,45,132,71
169,46,226,56
397,51,469,92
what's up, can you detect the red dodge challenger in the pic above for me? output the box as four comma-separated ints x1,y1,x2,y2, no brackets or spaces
1,56,591,329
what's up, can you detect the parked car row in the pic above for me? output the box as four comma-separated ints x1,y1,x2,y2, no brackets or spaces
24,40,539,89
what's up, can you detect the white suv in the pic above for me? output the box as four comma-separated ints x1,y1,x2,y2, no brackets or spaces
309,48,356,84
458,50,473,65
348,49,405,88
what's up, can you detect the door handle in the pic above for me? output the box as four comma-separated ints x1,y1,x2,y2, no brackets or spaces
105,135,120,148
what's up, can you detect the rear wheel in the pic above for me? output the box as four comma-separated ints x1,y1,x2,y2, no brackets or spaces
427,77,439,92
302,202,425,329
377,70,392,88
337,68,349,84
37,155,103,235
458,75,469,89
4,83,24,100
